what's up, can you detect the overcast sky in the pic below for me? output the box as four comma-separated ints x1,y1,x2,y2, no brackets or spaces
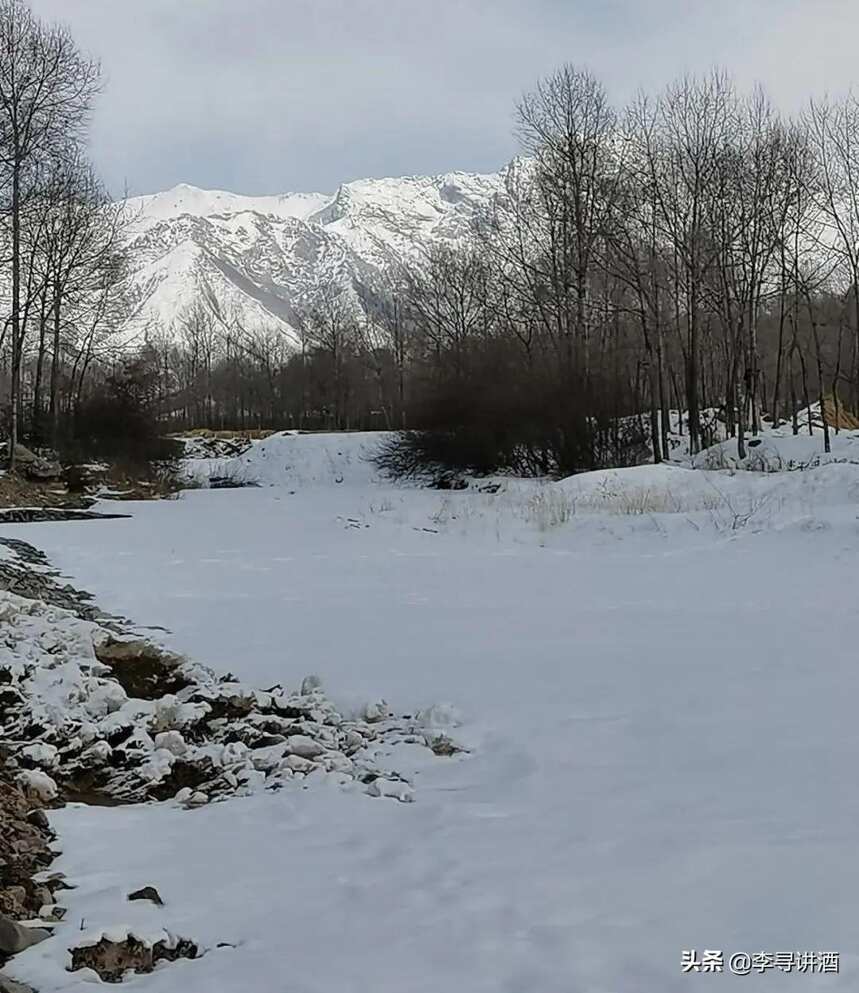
28,0,859,198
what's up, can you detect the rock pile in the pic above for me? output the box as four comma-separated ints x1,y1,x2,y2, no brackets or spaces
178,435,255,460
1,590,446,808
69,929,198,983
0,444,62,482
0,508,129,524
0,539,466,984
0,771,63,988
0,775,56,926
0,538,109,623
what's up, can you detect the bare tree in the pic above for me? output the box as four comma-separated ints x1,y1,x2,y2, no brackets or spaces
296,289,359,429
513,65,623,384
33,154,129,444
805,92,859,409
645,70,737,453
0,0,100,467
402,242,493,384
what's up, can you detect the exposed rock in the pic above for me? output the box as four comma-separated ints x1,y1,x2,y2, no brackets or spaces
0,531,471,985
0,774,56,931
93,639,191,700
284,734,325,759
283,754,316,774
175,434,255,460
2,560,462,812
20,743,59,771
5,444,61,482
128,886,164,907
0,507,127,524
0,893,25,922
146,758,219,802
37,872,72,893
38,904,65,922
22,461,63,482
343,730,366,754
0,916,49,956
69,931,198,983
32,887,51,909
63,462,109,493
0,538,106,622
24,810,49,831
363,699,392,723
15,771,58,804
0,973,38,992
322,752,353,774
426,733,467,757
80,741,112,765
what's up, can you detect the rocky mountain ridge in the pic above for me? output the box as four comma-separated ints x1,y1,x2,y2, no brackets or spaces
121,166,510,346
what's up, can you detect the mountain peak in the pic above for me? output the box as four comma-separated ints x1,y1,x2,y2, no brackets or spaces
121,163,508,344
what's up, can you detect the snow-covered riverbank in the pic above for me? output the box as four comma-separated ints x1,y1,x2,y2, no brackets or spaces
4,432,859,991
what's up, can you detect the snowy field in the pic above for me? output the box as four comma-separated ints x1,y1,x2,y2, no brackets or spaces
5,431,859,991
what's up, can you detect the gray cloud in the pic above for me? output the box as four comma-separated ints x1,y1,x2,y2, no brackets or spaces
28,0,859,197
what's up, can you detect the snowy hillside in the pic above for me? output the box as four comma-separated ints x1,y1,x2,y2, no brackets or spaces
121,168,506,346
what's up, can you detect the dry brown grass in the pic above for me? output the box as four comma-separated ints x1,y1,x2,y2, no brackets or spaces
822,395,859,430
0,472,83,510
0,462,185,509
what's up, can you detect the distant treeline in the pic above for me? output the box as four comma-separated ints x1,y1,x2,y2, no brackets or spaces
136,66,859,475
4,5,859,475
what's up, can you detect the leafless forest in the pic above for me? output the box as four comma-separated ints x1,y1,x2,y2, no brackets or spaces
2,0,859,473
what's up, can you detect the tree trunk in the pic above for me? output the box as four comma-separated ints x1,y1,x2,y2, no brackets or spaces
49,288,62,450
8,160,20,469
32,288,48,440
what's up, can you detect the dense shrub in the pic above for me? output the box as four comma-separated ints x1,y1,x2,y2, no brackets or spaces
63,356,179,463
373,333,648,481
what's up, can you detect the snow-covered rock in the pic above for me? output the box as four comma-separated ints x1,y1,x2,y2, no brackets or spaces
153,731,188,757
284,735,325,759
15,771,58,804
363,699,392,723
19,743,59,771
0,590,443,807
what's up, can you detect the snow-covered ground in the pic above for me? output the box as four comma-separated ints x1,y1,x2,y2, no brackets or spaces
5,431,859,991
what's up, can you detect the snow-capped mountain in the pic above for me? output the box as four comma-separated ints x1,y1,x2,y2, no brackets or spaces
122,168,507,346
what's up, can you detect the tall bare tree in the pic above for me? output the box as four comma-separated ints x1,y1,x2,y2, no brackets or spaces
0,0,100,467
